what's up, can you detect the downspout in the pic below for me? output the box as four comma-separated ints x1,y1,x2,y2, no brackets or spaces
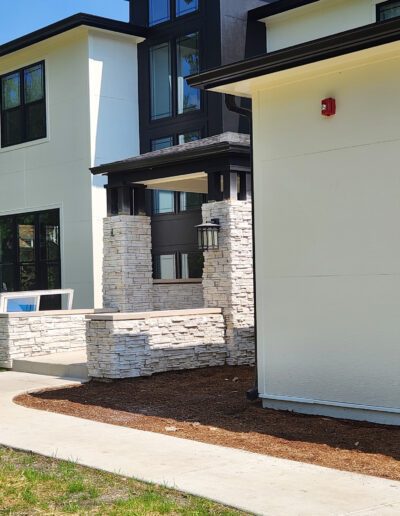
225,94,259,401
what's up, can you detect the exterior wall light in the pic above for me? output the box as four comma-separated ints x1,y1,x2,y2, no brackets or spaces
196,219,220,251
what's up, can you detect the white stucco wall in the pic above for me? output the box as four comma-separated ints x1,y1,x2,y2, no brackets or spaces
252,45,400,423
0,27,141,309
264,0,385,52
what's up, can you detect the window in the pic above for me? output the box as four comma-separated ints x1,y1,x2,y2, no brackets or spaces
153,190,175,214
152,136,174,151
150,43,172,120
179,192,205,211
1,62,46,148
177,33,200,114
153,254,176,279
178,130,201,145
149,0,170,25
149,33,200,121
153,252,203,279
0,210,61,309
176,0,198,17
378,1,400,20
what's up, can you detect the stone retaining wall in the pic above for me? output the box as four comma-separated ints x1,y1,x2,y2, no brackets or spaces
86,308,226,379
0,310,93,368
153,282,204,311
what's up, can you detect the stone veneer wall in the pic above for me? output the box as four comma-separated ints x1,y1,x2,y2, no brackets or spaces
103,216,153,312
86,308,226,379
153,282,204,311
0,311,88,368
202,200,254,365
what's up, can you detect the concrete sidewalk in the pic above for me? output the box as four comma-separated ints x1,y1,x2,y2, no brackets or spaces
1,371,400,516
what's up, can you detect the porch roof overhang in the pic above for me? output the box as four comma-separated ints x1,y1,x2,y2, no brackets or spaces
187,18,400,97
90,133,251,187
249,0,320,21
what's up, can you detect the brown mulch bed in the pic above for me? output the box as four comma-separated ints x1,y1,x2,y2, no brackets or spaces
16,366,400,481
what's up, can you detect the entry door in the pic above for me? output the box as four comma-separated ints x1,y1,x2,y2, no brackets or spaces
0,209,61,309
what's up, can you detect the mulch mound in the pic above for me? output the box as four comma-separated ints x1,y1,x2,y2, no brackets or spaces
16,366,400,481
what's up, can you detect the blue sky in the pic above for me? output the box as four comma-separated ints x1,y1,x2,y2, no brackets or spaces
0,0,129,45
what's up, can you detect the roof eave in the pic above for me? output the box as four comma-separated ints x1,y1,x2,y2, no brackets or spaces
0,13,147,59
91,142,250,176
249,0,320,21
188,18,400,92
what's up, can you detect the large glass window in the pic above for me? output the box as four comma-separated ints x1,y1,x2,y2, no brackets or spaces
1,62,46,148
177,33,200,114
153,254,176,279
153,190,175,214
179,192,205,211
378,1,400,20
176,0,199,17
149,0,170,25
153,252,203,280
150,43,172,120
0,210,60,307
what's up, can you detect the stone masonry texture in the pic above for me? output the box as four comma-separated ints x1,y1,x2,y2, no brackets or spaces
153,283,204,311
202,200,255,365
87,311,226,379
103,216,153,312
0,314,86,368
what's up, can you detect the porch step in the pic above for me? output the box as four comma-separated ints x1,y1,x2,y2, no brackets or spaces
12,351,88,381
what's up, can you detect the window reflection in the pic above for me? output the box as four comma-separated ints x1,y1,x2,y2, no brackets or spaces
176,0,198,17
149,0,170,25
177,33,200,114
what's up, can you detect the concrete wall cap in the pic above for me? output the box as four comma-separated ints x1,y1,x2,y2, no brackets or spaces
86,308,223,321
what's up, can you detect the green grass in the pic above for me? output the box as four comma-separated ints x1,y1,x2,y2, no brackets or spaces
0,447,242,515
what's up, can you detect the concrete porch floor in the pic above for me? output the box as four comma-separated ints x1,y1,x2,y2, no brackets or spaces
12,351,88,380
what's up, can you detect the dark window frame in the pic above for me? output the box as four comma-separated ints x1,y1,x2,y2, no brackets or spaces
0,61,47,148
152,190,207,215
148,0,201,27
0,209,61,299
152,250,204,280
149,30,203,123
151,127,203,151
377,0,400,20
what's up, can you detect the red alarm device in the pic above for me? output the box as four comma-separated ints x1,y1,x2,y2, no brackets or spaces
321,97,336,117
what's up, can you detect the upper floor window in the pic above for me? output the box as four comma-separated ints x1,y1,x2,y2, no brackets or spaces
378,1,400,20
176,0,198,17
1,62,46,148
149,0,170,26
150,33,200,121
149,0,199,25
177,33,200,114
150,43,172,120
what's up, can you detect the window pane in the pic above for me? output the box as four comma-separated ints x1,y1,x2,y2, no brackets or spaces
379,2,400,20
181,252,203,279
18,216,35,263
2,108,24,147
179,192,204,211
0,217,14,264
19,264,37,290
25,102,46,141
24,64,44,103
39,211,60,261
150,43,172,120
0,264,15,292
176,0,198,17
149,0,170,25
178,130,201,145
152,136,173,151
2,72,20,110
154,254,176,279
177,33,200,114
153,190,175,214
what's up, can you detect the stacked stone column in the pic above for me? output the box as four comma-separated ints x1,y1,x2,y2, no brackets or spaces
103,215,153,312
202,200,255,365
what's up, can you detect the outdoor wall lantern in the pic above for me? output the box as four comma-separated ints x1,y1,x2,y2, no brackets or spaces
196,219,220,251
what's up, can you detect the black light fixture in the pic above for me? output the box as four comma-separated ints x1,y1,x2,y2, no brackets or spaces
196,218,220,251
